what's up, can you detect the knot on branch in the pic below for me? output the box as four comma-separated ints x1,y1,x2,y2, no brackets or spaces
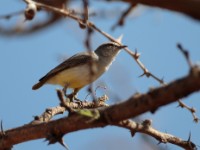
24,2,37,20
142,119,152,128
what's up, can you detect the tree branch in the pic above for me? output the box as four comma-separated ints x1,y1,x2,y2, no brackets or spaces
116,119,196,150
101,66,200,122
1,66,200,149
122,0,200,21
30,94,109,124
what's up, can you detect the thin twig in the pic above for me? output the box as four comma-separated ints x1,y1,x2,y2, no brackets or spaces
111,3,137,30
177,43,193,68
115,119,196,150
177,100,199,123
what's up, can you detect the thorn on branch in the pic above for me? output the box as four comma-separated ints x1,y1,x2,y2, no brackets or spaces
139,68,150,78
130,130,136,137
133,48,140,59
157,141,162,145
0,121,13,150
45,133,69,150
193,117,199,123
187,132,197,150
188,131,192,143
0,120,5,136
177,43,193,68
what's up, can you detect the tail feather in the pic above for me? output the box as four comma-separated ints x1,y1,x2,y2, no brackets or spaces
32,82,44,90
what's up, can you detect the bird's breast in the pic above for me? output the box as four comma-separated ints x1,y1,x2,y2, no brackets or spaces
47,63,103,88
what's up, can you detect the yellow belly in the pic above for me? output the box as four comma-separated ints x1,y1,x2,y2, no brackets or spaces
47,64,102,88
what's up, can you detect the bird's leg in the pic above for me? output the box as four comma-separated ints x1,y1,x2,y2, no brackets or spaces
73,88,81,102
67,88,81,102
63,83,69,98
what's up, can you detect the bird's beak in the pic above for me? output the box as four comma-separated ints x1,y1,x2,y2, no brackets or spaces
118,45,127,49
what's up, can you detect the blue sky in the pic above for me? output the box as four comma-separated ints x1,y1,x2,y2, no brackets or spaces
0,1,200,150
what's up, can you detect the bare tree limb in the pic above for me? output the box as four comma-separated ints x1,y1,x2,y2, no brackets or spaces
0,65,200,149
116,119,196,150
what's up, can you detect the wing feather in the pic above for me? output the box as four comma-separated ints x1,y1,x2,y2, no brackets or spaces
39,52,97,83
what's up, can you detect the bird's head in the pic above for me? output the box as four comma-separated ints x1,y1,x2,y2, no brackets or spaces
95,42,127,57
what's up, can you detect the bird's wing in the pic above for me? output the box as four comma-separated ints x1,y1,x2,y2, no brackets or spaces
39,52,98,83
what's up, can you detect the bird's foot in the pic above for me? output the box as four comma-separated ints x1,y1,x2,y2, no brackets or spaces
66,94,84,107
65,93,74,102
74,98,85,107
66,93,81,102
74,97,81,102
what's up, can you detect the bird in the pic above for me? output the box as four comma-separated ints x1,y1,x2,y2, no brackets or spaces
32,42,127,101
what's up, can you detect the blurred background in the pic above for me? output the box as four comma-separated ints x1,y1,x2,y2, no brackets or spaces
0,1,200,150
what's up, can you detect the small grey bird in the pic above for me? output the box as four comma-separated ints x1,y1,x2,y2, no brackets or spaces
32,42,126,101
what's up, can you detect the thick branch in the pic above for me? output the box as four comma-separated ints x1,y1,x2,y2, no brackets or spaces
101,66,200,122
122,0,200,21
0,66,200,149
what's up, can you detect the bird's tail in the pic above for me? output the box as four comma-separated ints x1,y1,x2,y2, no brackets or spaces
32,82,44,90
